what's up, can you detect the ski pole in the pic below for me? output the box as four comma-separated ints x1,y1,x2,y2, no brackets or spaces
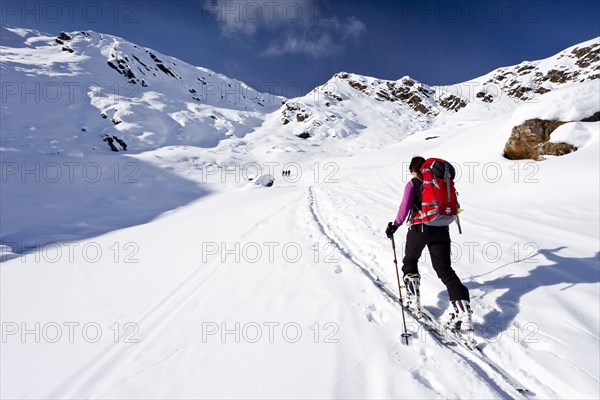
455,214,463,234
391,235,411,345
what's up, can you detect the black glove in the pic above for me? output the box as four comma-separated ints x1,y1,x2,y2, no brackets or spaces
385,222,399,239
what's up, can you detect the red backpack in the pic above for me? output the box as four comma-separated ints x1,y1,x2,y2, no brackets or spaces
411,158,462,232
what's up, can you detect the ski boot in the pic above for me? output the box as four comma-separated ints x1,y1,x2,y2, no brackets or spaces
445,299,473,332
403,273,421,317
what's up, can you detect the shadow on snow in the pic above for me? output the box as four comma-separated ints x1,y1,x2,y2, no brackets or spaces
0,154,208,261
431,247,600,337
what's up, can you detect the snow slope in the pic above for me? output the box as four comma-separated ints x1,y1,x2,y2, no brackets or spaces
1,26,599,399
0,24,282,249
0,25,283,154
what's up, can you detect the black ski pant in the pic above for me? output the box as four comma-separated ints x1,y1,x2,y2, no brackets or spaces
402,224,469,302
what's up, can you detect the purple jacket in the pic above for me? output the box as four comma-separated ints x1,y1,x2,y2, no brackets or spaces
394,180,415,226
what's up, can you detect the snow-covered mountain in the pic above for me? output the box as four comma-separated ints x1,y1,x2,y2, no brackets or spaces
3,25,597,156
279,38,599,139
477,37,599,101
1,25,283,155
1,25,599,400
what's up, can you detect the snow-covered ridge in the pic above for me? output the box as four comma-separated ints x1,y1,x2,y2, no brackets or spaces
511,79,600,126
2,25,278,107
2,24,598,153
276,72,438,140
0,25,284,154
279,38,599,139
470,37,600,102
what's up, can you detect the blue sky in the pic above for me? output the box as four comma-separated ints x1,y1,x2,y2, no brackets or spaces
2,0,599,96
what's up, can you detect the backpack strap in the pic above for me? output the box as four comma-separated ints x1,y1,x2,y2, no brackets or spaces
409,177,423,221
444,162,451,202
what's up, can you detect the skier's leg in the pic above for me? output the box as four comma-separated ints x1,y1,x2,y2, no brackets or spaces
401,226,427,277
427,227,469,302
428,228,473,331
401,226,427,312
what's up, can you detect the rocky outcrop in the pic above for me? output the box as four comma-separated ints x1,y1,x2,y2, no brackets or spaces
348,80,368,92
485,42,599,101
58,32,72,41
582,111,600,122
337,74,438,116
503,118,583,160
476,92,494,103
281,102,311,125
439,94,468,111
534,142,577,159
103,135,128,152
573,43,600,68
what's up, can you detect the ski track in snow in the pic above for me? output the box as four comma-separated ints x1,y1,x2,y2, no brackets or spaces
52,196,305,398
306,185,527,399
50,243,227,397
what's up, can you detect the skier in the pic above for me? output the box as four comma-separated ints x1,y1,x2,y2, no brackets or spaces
385,156,473,332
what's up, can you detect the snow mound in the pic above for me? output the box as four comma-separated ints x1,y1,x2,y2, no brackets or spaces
254,174,274,187
549,121,599,148
511,80,600,125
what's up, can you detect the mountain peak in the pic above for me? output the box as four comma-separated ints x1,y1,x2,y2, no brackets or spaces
1,25,284,154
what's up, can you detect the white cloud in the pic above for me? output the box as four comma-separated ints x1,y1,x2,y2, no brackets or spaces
343,17,366,40
263,33,338,58
202,0,366,58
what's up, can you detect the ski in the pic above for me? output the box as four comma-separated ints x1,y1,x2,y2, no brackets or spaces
466,342,535,398
423,309,535,396
417,307,534,397
420,307,477,349
374,279,454,345
373,279,535,398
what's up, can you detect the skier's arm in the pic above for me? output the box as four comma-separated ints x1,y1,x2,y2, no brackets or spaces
394,181,414,226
